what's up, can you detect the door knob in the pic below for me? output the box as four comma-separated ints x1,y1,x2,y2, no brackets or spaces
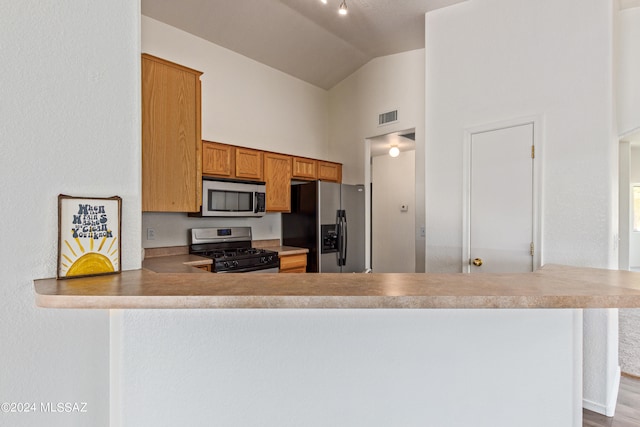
472,258,483,267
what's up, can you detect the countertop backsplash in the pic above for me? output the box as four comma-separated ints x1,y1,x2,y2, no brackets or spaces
141,212,282,249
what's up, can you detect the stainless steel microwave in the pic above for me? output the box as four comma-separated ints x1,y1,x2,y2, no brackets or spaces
200,179,266,217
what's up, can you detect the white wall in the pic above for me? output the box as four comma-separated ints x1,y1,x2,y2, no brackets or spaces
425,0,617,273
142,16,329,158
142,212,281,248
0,2,140,426
329,49,426,272
116,309,581,427
617,7,640,135
425,0,618,415
141,16,331,245
372,151,416,272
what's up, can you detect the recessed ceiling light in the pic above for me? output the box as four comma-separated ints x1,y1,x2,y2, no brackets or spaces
389,146,400,158
320,0,327,4
339,0,348,15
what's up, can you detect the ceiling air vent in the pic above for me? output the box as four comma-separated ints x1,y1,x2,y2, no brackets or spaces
378,109,398,126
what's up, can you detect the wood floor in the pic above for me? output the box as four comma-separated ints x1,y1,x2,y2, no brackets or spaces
583,375,640,427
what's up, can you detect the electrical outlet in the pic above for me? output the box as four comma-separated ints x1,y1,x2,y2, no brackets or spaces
400,204,409,212
420,226,425,238
147,228,156,240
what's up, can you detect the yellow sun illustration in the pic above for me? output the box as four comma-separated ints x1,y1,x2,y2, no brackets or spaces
60,232,119,277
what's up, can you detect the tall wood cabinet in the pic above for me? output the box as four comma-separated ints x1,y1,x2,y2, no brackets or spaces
142,54,203,212
264,153,292,212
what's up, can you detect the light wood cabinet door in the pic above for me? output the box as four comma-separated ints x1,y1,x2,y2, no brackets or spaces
202,141,233,177
317,161,342,183
292,157,317,180
142,54,203,212
264,153,292,212
279,253,307,273
235,148,263,180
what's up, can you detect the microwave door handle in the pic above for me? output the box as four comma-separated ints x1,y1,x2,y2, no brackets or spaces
254,192,265,213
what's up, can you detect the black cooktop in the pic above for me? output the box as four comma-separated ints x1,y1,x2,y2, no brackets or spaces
189,227,279,273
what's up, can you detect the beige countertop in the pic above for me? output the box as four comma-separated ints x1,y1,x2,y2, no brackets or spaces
33,264,640,309
265,246,309,256
141,254,212,274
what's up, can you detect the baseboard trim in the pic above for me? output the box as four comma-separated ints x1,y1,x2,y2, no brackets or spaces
622,371,640,381
583,398,608,415
582,366,621,417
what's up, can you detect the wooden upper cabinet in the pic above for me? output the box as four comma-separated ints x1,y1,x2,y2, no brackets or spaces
142,54,203,212
203,143,264,181
292,157,317,180
264,153,292,212
202,141,233,177
317,161,342,183
235,147,263,180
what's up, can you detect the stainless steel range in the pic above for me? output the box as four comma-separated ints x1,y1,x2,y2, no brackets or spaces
189,227,279,273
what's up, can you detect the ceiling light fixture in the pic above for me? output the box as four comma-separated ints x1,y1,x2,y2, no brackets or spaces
320,0,327,4
339,0,348,15
389,145,400,158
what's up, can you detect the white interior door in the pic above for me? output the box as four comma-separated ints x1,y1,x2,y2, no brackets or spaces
468,123,534,273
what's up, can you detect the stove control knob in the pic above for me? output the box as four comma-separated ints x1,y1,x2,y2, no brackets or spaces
223,261,230,268
267,255,274,262
232,260,239,268
260,256,266,263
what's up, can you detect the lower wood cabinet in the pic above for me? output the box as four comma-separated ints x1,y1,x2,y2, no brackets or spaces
193,264,211,272
279,253,307,273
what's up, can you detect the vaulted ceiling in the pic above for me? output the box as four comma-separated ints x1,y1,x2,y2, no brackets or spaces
142,0,465,89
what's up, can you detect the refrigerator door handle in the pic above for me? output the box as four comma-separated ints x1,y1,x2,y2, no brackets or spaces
342,213,348,267
335,210,342,267
336,210,346,267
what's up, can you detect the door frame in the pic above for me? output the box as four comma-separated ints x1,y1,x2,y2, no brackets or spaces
618,127,640,271
462,115,543,273
364,127,418,272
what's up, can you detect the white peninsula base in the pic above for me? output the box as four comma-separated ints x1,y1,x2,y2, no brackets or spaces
110,308,582,427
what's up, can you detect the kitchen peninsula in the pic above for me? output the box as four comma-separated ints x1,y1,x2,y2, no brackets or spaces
34,264,640,309
33,266,640,427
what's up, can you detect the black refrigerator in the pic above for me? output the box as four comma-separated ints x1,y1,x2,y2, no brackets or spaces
282,181,365,273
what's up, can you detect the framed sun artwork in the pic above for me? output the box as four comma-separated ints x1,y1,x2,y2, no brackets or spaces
57,195,122,279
